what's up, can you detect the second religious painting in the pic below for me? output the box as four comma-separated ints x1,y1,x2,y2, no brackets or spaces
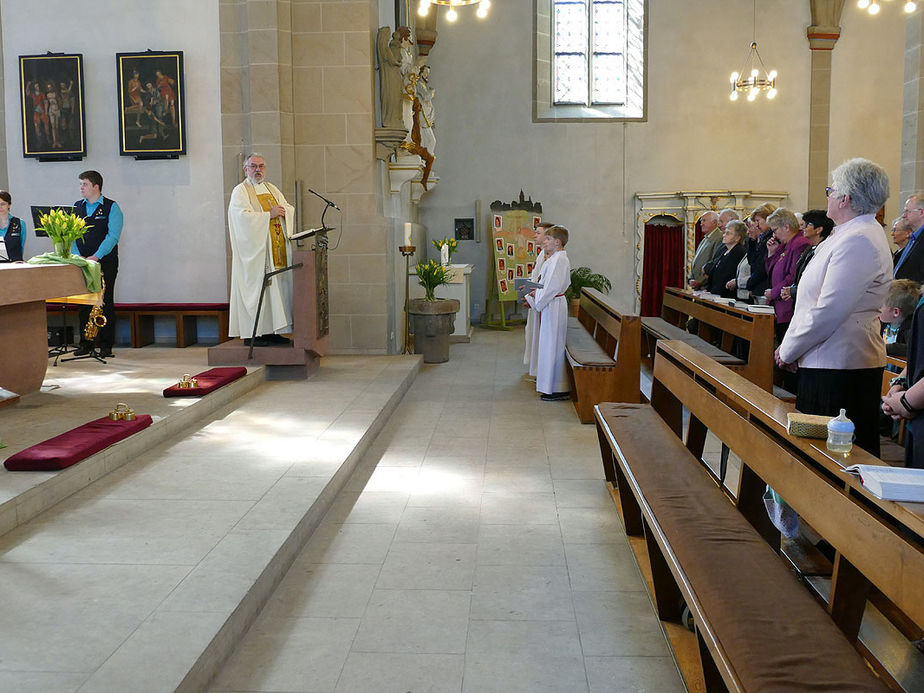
116,51,186,157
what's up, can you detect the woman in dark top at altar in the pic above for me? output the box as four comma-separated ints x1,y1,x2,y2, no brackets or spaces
0,190,26,262
704,219,747,298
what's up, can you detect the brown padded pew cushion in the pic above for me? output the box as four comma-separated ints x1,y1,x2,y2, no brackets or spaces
566,317,615,368
598,402,886,692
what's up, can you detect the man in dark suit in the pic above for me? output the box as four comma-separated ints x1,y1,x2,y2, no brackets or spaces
892,216,913,267
895,195,924,282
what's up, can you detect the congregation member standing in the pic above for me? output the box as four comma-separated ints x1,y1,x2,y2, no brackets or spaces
780,209,833,304
703,219,746,298
882,286,924,468
523,221,555,380
894,194,924,282
687,211,721,290
776,158,893,456
744,203,777,299
764,208,811,342
73,170,122,358
526,225,571,401
0,191,26,262
227,153,295,346
891,216,913,267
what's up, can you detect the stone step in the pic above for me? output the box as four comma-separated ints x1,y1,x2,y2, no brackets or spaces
0,350,421,693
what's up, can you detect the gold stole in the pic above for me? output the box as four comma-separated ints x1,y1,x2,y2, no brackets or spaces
243,181,288,269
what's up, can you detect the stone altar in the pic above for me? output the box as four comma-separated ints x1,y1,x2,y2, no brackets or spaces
0,263,88,395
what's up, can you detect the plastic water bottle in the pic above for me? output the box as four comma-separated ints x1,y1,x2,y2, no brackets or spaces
826,409,854,454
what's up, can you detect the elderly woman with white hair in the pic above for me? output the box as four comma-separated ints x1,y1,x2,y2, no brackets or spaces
775,158,893,456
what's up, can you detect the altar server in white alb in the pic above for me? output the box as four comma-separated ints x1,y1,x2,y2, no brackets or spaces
227,153,295,346
523,221,555,379
526,225,571,401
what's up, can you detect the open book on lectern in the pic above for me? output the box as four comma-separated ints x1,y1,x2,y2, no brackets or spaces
288,226,334,241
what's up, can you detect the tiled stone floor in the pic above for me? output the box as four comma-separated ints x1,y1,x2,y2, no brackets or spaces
212,328,685,693
0,347,419,693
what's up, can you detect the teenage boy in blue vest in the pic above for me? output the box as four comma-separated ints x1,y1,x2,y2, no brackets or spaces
72,170,123,357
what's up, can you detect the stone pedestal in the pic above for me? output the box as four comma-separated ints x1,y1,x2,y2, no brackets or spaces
409,263,474,342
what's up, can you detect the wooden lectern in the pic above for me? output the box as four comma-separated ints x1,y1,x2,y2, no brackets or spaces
0,263,88,397
207,244,329,376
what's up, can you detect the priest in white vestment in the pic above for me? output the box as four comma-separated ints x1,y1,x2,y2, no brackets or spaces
526,226,571,400
227,153,295,344
523,222,554,377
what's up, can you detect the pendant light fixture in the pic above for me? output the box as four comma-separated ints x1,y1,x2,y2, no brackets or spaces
729,0,778,102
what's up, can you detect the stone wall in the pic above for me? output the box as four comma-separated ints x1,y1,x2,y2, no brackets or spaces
220,0,390,353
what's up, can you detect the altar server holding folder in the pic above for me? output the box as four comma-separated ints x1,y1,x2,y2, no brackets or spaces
523,221,554,378
526,225,571,401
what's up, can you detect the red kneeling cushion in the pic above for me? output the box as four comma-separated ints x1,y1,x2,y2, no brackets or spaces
163,367,247,397
4,415,153,471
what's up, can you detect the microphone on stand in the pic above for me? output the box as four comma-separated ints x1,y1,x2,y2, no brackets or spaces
307,188,341,211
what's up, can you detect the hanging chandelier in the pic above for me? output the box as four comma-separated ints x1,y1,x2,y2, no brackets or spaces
856,0,917,15
729,0,777,102
729,42,777,102
417,0,491,22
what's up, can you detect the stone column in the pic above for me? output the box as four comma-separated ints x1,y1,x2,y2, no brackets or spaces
901,11,924,205
806,0,845,209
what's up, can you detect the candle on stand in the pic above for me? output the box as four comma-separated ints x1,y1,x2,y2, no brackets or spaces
404,222,412,246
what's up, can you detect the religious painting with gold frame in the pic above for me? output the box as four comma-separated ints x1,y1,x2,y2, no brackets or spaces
18,53,86,160
116,51,186,158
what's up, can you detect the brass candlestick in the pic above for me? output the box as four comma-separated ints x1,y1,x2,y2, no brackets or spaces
400,245,416,354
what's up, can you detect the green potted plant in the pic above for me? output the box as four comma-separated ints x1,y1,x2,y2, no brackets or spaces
565,266,612,316
409,260,461,363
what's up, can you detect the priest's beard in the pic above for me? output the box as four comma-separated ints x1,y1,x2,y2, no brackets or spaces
247,172,264,185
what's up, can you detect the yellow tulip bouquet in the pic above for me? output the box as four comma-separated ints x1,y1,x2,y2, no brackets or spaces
415,259,453,301
37,208,91,258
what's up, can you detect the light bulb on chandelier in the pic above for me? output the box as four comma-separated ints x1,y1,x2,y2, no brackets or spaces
424,0,490,22
858,0,917,13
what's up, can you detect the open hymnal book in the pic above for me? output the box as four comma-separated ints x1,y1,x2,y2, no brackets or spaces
288,226,333,241
841,464,924,502
746,304,776,314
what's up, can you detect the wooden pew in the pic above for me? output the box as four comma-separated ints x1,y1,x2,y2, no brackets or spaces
641,287,776,393
595,339,924,692
115,303,231,347
565,288,641,423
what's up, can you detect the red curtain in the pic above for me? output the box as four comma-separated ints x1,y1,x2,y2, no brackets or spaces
640,223,684,317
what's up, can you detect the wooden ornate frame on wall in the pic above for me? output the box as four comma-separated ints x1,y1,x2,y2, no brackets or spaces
116,50,186,159
633,190,789,312
19,53,86,161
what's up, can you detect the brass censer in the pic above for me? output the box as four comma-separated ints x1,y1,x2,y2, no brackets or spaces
108,403,137,421
176,374,199,389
